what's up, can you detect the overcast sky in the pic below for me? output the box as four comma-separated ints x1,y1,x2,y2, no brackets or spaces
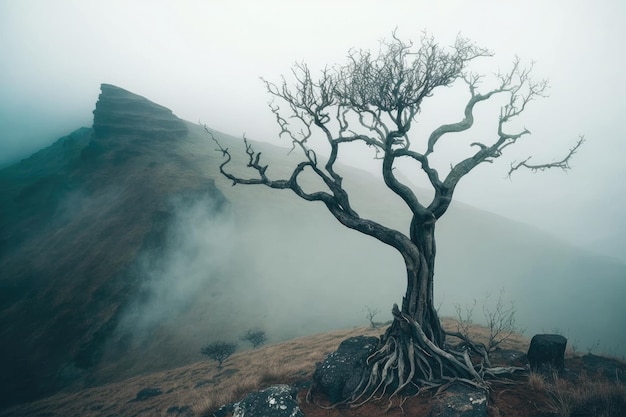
1,0,625,247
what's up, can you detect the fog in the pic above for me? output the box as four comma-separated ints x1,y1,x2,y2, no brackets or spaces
90,127,626,379
2,1,626,247
103,186,407,377
2,0,626,373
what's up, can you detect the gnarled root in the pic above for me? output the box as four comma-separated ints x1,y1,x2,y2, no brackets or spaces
334,304,524,408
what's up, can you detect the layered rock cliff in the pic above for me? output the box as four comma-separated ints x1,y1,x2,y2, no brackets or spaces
92,84,187,139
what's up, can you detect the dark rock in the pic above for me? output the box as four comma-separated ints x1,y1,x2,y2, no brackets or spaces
93,84,188,140
212,403,235,417
232,384,303,417
129,387,163,402
428,383,488,417
527,334,567,371
312,335,379,403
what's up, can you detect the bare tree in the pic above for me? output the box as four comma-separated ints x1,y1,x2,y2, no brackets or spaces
364,305,380,329
208,33,583,403
450,289,522,355
240,328,268,349
483,289,523,352
453,298,477,341
201,341,237,369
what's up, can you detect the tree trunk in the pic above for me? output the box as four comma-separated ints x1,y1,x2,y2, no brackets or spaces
399,214,444,347
342,215,488,406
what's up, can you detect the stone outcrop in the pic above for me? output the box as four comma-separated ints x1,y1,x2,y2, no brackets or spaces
231,385,303,417
92,83,187,139
312,336,379,403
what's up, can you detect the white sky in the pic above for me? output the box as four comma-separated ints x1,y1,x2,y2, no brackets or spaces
1,0,625,246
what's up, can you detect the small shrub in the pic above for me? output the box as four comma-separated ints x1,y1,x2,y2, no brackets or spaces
453,298,477,340
453,289,522,352
201,341,238,369
363,305,380,329
240,329,267,349
482,288,523,351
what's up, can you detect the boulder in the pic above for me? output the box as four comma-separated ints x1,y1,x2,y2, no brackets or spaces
527,334,567,371
312,335,379,403
232,384,303,417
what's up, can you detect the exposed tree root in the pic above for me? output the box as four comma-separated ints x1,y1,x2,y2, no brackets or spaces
445,330,492,367
317,304,525,409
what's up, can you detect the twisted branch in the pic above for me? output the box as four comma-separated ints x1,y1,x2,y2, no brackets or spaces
508,135,585,177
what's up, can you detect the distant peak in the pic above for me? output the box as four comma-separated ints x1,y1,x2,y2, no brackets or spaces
92,84,187,139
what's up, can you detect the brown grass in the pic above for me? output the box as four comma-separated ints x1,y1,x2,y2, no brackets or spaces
191,325,390,416
5,319,621,417
527,370,548,391
0,325,384,417
541,371,626,417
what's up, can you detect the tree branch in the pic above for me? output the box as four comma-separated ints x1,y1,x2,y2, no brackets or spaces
426,74,502,155
508,135,585,177
207,31,582,268
432,58,553,217
205,125,329,201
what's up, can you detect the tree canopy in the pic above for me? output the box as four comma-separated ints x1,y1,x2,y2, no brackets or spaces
210,33,582,229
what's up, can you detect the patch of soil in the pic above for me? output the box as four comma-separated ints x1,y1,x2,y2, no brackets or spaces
299,379,554,417
488,379,554,417
299,389,433,417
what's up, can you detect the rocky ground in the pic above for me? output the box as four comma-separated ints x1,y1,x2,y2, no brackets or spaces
2,320,624,417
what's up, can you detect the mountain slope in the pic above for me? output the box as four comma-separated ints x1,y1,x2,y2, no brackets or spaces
0,85,225,408
1,84,624,410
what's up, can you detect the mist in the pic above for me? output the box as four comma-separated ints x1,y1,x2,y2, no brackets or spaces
113,195,240,342
101,183,626,381
2,0,626,393
3,0,626,247
86,123,626,383
102,186,406,379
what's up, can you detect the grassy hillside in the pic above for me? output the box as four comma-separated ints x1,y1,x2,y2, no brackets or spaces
1,84,624,410
2,321,623,417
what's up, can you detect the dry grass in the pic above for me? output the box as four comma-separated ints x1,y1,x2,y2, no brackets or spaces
527,370,548,391
0,325,383,417
192,375,260,417
0,319,534,417
529,370,626,417
188,317,529,417
191,325,388,416
544,371,575,416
